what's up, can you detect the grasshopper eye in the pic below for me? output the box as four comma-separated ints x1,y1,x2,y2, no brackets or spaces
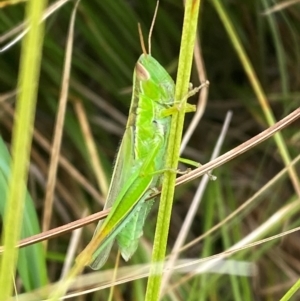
136,62,150,81
152,119,159,129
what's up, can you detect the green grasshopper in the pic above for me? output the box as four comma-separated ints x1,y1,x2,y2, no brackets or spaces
76,9,204,270
77,53,179,269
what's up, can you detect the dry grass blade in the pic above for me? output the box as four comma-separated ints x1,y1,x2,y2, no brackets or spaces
0,107,298,252
73,99,109,196
161,111,232,292
0,0,72,51
0,208,110,253
176,107,300,186
180,35,209,153
42,0,79,236
262,0,300,15
1,102,104,203
179,153,300,255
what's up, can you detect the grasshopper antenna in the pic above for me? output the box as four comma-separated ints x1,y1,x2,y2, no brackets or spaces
138,23,148,56
148,1,159,55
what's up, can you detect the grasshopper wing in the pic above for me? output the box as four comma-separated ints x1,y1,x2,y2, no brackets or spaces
89,126,136,269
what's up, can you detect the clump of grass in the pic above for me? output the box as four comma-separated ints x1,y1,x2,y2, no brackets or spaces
0,0,299,300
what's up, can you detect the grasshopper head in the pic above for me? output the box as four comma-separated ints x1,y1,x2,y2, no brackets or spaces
135,54,175,101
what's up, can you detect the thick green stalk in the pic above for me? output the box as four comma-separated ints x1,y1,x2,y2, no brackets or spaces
0,0,47,298
144,1,202,300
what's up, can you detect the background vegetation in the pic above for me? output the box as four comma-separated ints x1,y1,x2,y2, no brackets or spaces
0,0,299,300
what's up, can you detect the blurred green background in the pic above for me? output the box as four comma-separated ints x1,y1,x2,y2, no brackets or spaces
0,0,300,300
